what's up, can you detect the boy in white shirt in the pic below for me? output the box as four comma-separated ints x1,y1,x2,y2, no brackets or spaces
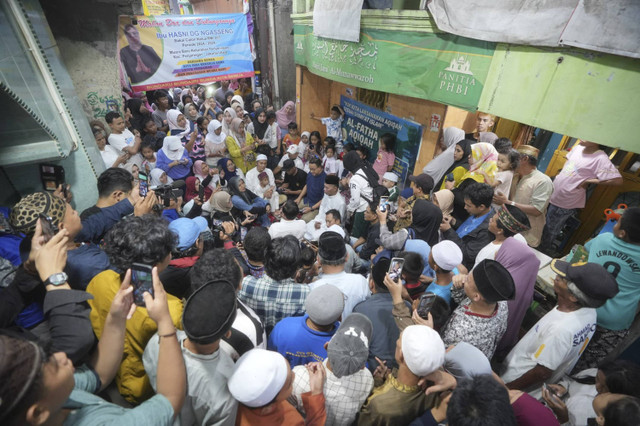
311,105,345,153
106,111,143,167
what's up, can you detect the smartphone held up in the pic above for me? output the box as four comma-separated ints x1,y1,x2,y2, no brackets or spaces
130,263,154,306
388,257,405,281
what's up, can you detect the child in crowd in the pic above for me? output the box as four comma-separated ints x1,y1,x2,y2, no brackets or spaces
373,133,396,184
263,110,280,154
311,105,345,153
399,252,426,300
382,172,399,211
306,131,322,160
282,122,301,153
424,240,463,305
143,118,166,151
255,171,281,212
323,145,343,176
299,131,310,163
140,140,157,174
356,145,369,162
490,148,519,210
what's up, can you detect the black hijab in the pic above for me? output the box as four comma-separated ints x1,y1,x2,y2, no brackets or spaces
343,151,379,187
436,139,473,189
410,199,443,247
126,98,150,133
252,108,269,139
228,176,258,205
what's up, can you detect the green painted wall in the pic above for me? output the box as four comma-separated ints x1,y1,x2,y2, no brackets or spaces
479,44,640,151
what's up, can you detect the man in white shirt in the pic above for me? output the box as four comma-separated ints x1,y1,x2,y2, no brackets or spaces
245,154,285,209
310,231,370,319
501,260,619,398
106,111,142,167
274,144,304,178
304,175,347,241
269,199,307,240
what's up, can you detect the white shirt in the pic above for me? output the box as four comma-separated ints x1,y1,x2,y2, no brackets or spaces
278,155,304,171
501,306,597,399
108,129,135,153
100,145,122,168
245,167,276,194
264,122,279,149
473,234,527,268
310,271,370,320
220,299,267,361
347,171,373,214
304,193,347,241
269,218,307,240
292,359,373,426
143,331,238,426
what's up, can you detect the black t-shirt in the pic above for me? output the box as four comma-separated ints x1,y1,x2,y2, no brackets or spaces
284,168,308,197
464,132,478,142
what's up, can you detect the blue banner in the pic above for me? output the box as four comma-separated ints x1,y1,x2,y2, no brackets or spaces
340,96,423,188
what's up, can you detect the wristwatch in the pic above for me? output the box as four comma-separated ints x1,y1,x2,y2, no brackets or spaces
44,272,68,286
510,201,516,206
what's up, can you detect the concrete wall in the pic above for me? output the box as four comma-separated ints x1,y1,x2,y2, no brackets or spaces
273,0,296,108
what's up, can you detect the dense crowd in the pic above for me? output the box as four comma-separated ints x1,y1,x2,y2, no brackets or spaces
1,81,640,426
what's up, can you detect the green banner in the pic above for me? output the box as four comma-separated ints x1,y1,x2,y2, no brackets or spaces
294,25,495,111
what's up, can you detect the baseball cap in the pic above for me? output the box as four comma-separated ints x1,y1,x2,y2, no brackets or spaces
550,260,619,300
305,284,344,326
408,173,434,192
228,349,289,407
431,240,463,271
327,313,373,378
472,259,516,303
169,216,209,250
287,145,298,154
401,325,446,376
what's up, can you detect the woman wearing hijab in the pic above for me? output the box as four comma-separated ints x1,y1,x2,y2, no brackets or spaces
457,142,499,186
204,120,227,167
432,189,454,217
227,176,270,227
378,198,443,254
217,157,244,182
230,94,245,111
203,190,233,222
167,109,192,140
423,127,465,186
478,132,499,144
436,139,473,190
221,107,237,137
252,108,269,145
156,135,192,180
225,117,256,174
149,167,173,189
126,98,151,133
183,102,200,122
276,101,296,137
185,160,221,201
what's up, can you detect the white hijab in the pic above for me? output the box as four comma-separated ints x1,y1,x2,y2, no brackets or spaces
205,120,226,145
161,136,185,161
221,107,237,137
167,109,190,139
149,167,173,188
422,127,465,185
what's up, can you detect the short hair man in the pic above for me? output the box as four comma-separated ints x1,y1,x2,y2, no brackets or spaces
493,145,553,248
241,226,271,278
279,158,307,200
465,111,496,141
310,231,370,319
353,258,410,370
358,325,445,425
442,259,515,360
441,182,495,270
80,167,134,220
268,200,306,240
274,145,304,177
105,111,142,165
445,375,516,425
143,280,238,425
152,90,171,133
268,284,344,367
291,313,375,426
304,174,347,241
295,158,327,222
238,235,309,333
229,349,327,424
501,260,619,398
354,201,382,272
190,248,266,361
572,207,640,371
86,214,183,404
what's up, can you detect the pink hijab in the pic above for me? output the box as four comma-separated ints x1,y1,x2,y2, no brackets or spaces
276,101,296,129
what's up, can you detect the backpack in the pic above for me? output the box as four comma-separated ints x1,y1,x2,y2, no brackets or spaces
356,170,389,203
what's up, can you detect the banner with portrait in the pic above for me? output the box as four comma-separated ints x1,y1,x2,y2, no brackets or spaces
118,14,254,91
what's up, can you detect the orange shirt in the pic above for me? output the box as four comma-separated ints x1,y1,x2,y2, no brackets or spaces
235,392,326,426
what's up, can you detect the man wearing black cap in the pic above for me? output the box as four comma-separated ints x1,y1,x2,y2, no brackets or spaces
310,231,370,319
144,280,238,425
279,159,308,200
501,260,619,398
304,175,347,241
442,259,515,359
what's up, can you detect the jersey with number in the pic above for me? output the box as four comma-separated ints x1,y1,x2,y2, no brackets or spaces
501,306,596,398
586,232,640,330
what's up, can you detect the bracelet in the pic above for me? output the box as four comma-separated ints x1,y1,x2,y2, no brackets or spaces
159,331,177,339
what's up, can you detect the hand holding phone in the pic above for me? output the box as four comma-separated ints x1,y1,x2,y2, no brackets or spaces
38,213,59,243
130,263,154,307
138,172,149,197
416,292,436,319
388,257,405,281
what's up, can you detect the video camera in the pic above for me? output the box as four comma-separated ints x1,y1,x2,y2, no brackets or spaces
151,180,184,211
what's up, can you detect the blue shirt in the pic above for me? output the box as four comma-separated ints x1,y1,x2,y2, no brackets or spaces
267,314,337,368
425,281,454,305
305,171,326,206
67,244,112,290
456,210,492,238
156,148,193,180
587,232,640,330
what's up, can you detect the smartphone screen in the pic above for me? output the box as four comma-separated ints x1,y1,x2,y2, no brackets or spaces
38,213,58,242
138,172,149,197
417,292,436,319
388,257,405,281
379,196,389,212
131,263,153,306
198,183,205,200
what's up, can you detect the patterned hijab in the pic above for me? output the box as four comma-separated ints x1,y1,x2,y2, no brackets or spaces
460,142,498,184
